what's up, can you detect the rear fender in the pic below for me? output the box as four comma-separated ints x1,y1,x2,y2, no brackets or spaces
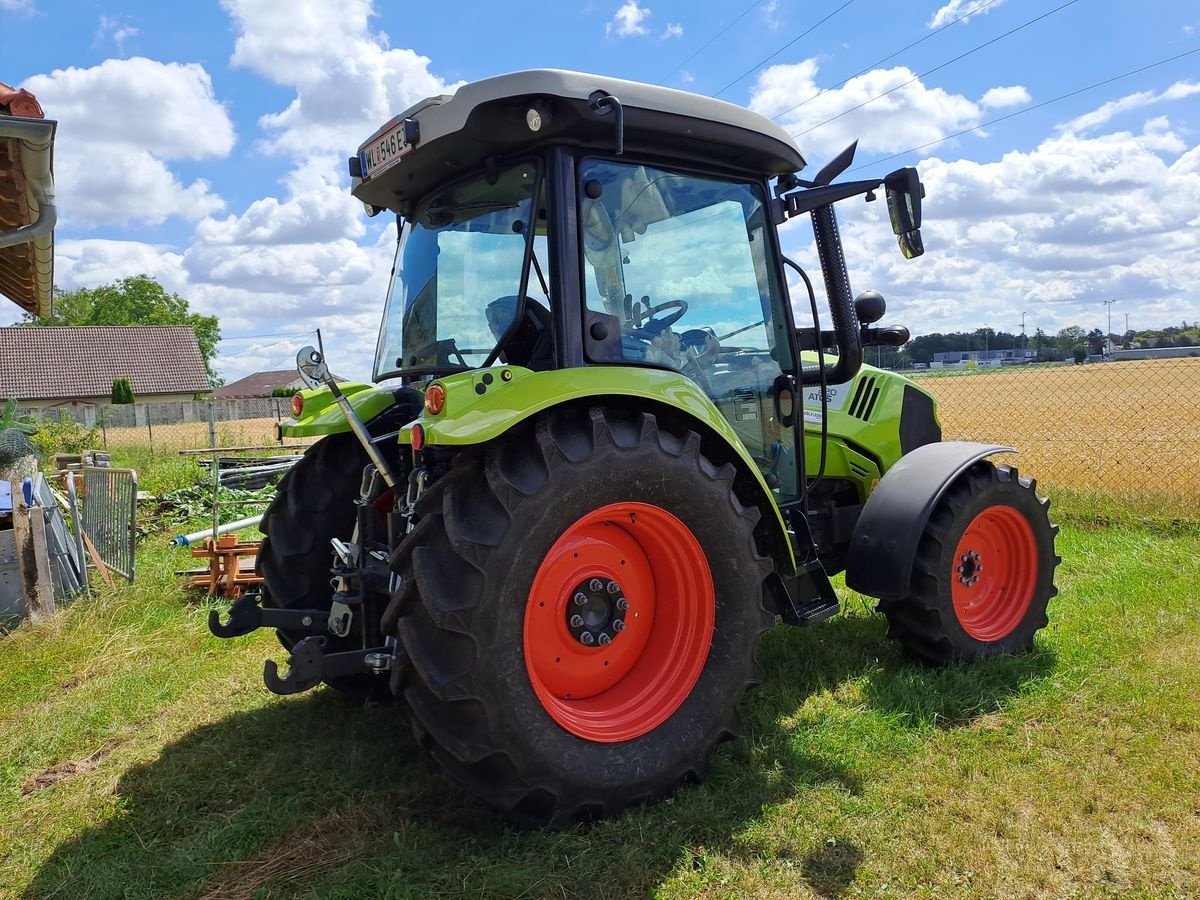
843,441,1015,600
405,365,795,572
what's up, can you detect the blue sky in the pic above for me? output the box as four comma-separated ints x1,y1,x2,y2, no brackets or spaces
3,0,1198,382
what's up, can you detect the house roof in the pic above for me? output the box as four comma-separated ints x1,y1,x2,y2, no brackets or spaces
0,81,55,318
212,368,347,398
0,326,211,401
212,369,301,399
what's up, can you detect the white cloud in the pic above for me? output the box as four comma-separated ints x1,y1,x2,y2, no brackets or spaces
980,85,1030,109
750,59,982,163
661,22,683,39
22,57,233,227
96,15,138,53
928,0,1005,29
0,0,36,12
781,119,1200,338
606,1,651,37
763,0,782,31
222,0,459,158
1059,80,1200,134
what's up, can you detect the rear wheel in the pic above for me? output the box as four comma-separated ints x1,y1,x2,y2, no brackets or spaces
879,461,1060,665
383,406,773,827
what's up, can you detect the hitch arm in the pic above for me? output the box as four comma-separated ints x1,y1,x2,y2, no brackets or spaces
262,636,399,696
208,593,338,639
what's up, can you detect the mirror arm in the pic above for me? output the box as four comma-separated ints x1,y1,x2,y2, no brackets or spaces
781,178,882,219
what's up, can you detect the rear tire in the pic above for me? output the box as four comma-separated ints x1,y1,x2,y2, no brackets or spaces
383,406,774,827
879,461,1060,665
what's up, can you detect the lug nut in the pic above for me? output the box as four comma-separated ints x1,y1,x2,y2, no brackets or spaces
607,582,621,594
589,578,604,592
616,598,629,611
570,614,584,628
613,619,625,632
581,632,595,645
598,633,612,645
574,592,588,606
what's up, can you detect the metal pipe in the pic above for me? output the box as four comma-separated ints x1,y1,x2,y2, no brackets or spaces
0,117,57,250
171,513,264,547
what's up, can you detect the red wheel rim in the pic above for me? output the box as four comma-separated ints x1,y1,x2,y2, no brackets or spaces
950,505,1038,642
523,502,715,742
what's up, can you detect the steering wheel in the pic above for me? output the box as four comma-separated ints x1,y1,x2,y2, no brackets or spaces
632,298,688,332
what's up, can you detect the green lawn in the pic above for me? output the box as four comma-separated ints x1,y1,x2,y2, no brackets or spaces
2,522,1199,898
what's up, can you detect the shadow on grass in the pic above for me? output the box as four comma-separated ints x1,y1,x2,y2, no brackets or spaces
23,612,1053,899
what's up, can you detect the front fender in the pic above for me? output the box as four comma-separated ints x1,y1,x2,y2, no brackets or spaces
281,383,398,438
843,441,1015,600
405,365,795,571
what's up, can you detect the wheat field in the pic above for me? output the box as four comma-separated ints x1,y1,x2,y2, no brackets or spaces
101,417,284,452
915,358,1200,514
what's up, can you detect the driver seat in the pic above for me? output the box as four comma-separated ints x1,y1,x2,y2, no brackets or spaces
486,296,555,371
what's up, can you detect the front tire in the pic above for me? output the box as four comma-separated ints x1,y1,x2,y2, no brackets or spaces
879,461,1060,665
383,406,773,827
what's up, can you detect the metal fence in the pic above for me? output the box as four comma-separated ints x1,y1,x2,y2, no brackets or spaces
912,357,1200,520
19,397,293,430
81,467,138,580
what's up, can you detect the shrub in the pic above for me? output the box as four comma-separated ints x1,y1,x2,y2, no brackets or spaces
111,378,136,404
28,411,101,458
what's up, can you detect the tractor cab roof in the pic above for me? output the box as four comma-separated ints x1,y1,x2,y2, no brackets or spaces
351,69,806,215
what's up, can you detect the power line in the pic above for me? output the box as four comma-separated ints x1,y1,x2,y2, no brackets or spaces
769,0,1005,122
790,0,1083,139
661,0,764,84
713,0,859,98
219,330,316,342
845,46,1200,172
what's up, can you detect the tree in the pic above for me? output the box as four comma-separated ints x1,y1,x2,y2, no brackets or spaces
111,378,135,404
1086,328,1106,356
24,275,221,382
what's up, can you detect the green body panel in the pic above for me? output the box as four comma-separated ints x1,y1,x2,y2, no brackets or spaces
800,359,940,500
281,383,396,437
401,365,795,571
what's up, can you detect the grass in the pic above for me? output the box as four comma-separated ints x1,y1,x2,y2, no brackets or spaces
2,517,1199,898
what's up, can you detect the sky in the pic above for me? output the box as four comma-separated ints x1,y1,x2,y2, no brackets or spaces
3,0,1198,383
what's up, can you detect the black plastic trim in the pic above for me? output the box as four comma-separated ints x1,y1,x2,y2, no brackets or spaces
843,441,1015,600
898,385,941,455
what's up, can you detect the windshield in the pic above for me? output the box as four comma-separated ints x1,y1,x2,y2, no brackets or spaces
374,162,540,380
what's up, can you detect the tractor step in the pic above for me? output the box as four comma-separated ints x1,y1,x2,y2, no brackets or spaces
784,597,841,626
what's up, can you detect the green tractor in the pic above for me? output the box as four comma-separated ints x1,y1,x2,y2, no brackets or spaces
211,70,1059,826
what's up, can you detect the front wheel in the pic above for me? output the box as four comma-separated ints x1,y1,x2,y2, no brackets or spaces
383,406,773,827
879,461,1060,665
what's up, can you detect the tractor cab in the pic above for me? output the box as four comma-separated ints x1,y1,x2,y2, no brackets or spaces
355,69,923,509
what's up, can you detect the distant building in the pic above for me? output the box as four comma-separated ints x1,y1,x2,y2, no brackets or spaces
0,325,211,410
1111,346,1200,361
213,369,346,399
931,348,1037,368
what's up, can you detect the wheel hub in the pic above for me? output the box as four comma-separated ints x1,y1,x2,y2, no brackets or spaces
566,577,627,646
956,549,983,586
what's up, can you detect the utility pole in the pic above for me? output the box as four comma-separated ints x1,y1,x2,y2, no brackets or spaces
1102,299,1116,357
1019,311,1027,352
1125,312,1130,336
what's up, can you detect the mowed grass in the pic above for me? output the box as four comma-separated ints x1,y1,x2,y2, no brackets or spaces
914,358,1200,520
3,520,1199,898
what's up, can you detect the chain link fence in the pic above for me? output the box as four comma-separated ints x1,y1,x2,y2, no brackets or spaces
912,357,1200,522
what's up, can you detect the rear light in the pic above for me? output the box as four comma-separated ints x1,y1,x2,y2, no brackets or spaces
424,383,446,415
291,394,304,417
411,423,425,451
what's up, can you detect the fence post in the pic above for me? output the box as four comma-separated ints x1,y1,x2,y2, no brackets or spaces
147,419,154,454
208,401,218,450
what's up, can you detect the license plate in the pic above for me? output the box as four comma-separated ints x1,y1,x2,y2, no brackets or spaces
360,121,413,180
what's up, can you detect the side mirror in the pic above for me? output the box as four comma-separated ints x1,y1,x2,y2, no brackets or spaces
884,167,925,259
296,345,329,388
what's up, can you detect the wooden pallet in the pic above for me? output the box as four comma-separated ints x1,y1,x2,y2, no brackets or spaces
188,533,262,598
